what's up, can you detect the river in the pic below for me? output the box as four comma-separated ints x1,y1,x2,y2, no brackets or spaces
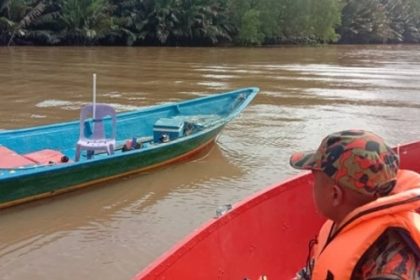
0,45,419,279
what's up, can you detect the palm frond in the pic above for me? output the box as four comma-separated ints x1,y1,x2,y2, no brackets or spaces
0,15,13,34
8,0,47,45
18,1,47,29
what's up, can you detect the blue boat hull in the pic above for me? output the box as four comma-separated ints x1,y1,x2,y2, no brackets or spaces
0,87,259,208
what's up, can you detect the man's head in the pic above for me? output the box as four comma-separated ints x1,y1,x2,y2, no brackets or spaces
290,130,400,220
290,130,400,197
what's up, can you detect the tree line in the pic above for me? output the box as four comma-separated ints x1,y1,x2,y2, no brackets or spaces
1,0,420,46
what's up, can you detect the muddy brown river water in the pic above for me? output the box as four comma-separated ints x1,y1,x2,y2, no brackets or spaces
0,45,419,279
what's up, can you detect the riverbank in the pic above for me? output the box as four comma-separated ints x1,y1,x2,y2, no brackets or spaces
2,0,420,47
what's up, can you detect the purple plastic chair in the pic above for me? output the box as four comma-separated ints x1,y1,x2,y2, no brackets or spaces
75,103,116,161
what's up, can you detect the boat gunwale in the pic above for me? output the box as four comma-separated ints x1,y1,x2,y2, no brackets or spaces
0,87,259,178
0,87,259,135
135,171,314,278
0,121,226,180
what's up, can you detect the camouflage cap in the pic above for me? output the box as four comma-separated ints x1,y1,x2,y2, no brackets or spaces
290,130,400,197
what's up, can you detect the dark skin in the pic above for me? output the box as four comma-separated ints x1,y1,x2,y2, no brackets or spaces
311,170,376,234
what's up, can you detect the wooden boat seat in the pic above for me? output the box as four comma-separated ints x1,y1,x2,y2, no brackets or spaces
23,149,69,165
0,146,36,169
0,146,69,169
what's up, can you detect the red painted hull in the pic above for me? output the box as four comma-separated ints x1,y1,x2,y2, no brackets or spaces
134,140,420,279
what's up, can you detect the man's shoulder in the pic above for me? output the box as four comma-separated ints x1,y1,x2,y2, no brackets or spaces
353,228,419,280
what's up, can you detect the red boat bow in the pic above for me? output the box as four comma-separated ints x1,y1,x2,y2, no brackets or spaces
135,140,420,279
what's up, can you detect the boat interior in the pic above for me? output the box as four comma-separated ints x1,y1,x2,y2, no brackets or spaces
0,90,252,172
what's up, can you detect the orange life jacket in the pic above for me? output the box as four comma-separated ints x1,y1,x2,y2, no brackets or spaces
311,169,420,280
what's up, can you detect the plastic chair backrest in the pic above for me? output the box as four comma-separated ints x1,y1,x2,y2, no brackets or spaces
79,103,116,140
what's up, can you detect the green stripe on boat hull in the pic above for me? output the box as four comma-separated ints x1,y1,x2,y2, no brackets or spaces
0,125,222,208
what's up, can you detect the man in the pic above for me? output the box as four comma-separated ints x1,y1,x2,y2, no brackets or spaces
289,130,420,280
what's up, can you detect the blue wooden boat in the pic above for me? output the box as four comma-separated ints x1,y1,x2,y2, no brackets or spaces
0,87,259,209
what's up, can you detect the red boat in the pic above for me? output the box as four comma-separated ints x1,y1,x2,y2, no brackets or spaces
134,141,420,280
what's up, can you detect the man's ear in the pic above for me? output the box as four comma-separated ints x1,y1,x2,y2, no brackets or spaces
331,184,344,207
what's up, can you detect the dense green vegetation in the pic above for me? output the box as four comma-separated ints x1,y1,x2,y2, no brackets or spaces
1,0,420,46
